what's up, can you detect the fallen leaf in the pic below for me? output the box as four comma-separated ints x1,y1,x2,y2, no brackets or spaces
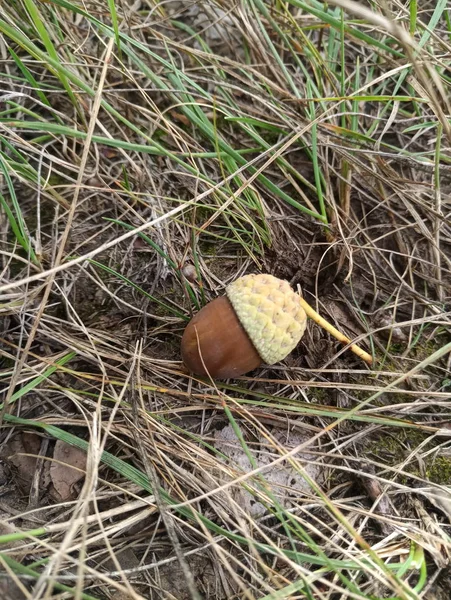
7,433,41,493
99,547,140,573
50,441,87,501
213,425,321,517
0,578,26,600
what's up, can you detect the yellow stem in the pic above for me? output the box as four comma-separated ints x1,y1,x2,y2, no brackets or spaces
299,298,373,365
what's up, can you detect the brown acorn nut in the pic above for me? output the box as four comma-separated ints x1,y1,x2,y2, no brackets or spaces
181,274,307,379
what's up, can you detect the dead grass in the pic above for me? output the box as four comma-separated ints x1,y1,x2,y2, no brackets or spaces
0,0,450,598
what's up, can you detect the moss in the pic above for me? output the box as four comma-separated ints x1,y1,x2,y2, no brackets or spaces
367,431,451,485
308,386,329,404
371,335,447,382
425,456,451,485
387,342,405,354
198,239,217,257
369,429,428,456
408,336,448,362
367,430,424,480
348,372,411,408
368,433,406,464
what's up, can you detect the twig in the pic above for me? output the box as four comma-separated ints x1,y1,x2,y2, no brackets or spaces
298,297,373,365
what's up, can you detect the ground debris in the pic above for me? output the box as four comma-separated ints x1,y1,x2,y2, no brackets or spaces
411,497,450,569
5,433,42,494
0,518,28,598
49,440,87,502
0,579,27,600
156,555,230,600
358,464,397,536
3,434,87,503
212,424,321,517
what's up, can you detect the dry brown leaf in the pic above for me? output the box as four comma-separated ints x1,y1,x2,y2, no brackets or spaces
7,433,41,493
0,578,27,600
213,425,321,517
50,440,87,501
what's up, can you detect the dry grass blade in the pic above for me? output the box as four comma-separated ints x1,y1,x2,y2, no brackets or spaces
0,0,450,598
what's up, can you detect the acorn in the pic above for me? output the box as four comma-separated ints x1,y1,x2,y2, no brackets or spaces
181,273,307,379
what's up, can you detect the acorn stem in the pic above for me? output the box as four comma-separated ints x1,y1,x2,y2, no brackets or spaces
298,297,373,365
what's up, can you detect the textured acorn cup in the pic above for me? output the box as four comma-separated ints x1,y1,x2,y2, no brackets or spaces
181,273,307,379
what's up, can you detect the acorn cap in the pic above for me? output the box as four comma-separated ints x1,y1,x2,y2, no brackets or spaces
226,273,307,365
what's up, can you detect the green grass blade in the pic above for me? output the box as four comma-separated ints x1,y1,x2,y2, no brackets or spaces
21,0,81,115
0,154,40,266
